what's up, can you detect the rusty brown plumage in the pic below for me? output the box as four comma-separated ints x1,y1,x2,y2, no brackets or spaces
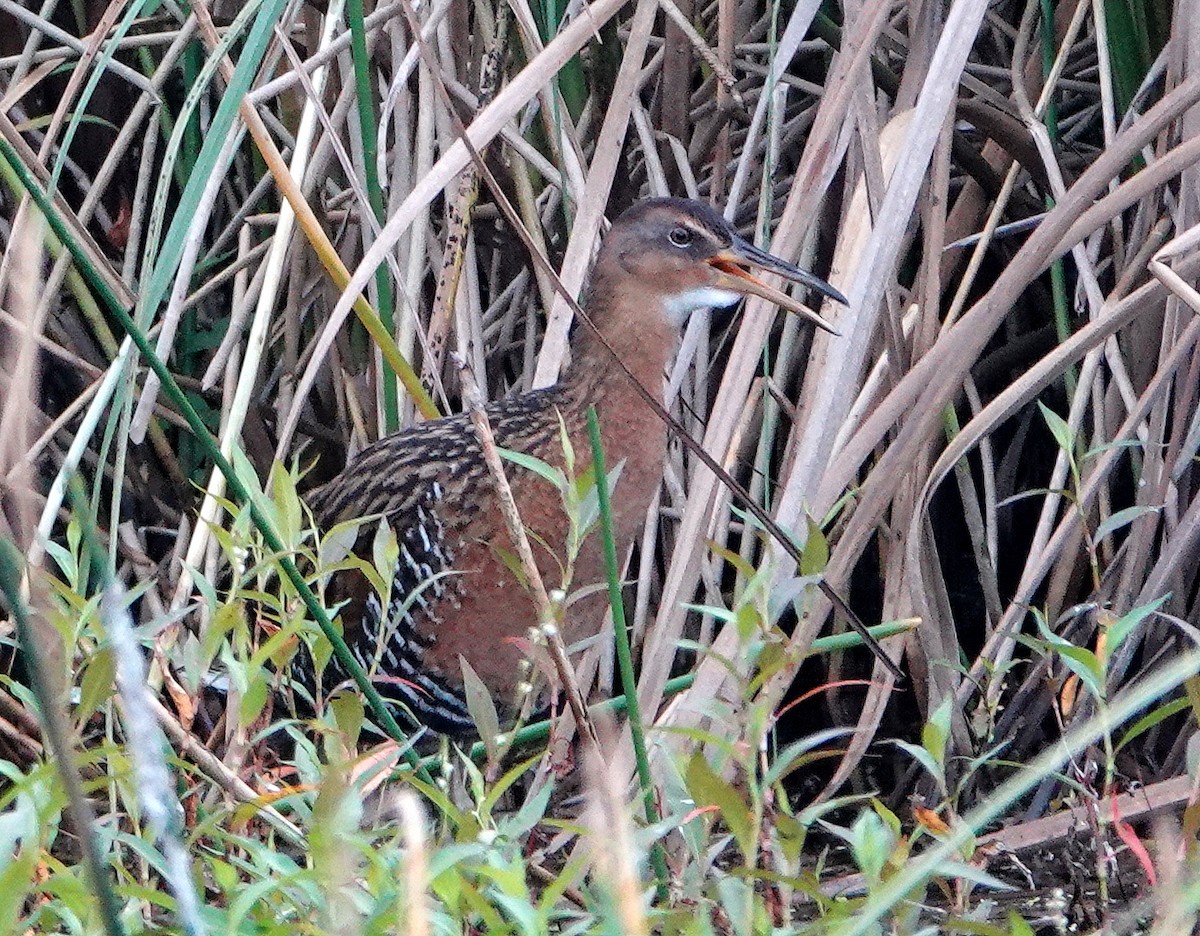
302,198,843,736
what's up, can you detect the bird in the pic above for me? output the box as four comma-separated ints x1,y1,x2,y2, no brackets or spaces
302,197,845,737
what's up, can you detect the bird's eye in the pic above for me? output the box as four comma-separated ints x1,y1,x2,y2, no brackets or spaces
668,227,694,248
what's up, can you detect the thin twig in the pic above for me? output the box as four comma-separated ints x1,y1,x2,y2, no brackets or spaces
454,354,600,753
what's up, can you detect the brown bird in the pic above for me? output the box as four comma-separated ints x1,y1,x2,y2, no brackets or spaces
304,198,844,736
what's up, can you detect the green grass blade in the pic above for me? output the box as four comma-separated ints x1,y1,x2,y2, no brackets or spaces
347,0,399,432
586,405,669,898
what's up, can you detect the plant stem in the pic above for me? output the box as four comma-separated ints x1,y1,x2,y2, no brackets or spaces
586,405,669,900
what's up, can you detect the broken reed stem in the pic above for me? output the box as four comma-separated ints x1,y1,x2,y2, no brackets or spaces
396,791,431,936
585,745,649,936
454,353,600,752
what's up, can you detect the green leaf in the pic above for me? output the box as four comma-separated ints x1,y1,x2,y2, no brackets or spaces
848,809,895,884
201,601,242,672
1083,437,1145,460
1105,593,1168,658
270,461,303,548
497,447,566,491
1093,505,1159,544
496,765,553,838
0,846,37,936
1032,612,1103,696
491,892,541,935
707,539,758,581
231,444,265,502
1007,910,1037,935
489,544,529,589
1115,696,1189,754
42,537,77,588
922,698,953,773
371,519,399,587
681,602,737,624
460,656,501,761
715,876,757,936
891,739,943,786
796,791,876,827
932,858,1013,891
871,799,903,838
1056,645,1105,699
685,752,755,860
800,515,829,577
320,518,364,567
734,602,761,641
210,856,239,894
574,459,625,536
330,691,364,746
1038,401,1074,454
76,648,115,726
65,517,81,580
239,676,269,729
774,810,809,865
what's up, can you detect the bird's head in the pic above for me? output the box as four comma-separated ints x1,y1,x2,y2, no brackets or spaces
593,198,844,333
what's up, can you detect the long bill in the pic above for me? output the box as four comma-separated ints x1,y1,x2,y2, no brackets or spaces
708,236,845,335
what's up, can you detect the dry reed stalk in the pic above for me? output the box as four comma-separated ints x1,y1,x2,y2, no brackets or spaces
396,790,431,936
956,270,1200,706
0,204,44,559
456,354,600,752
584,739,647,936
311,0,629,358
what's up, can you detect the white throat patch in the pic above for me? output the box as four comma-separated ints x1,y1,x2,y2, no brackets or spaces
661,286,741,326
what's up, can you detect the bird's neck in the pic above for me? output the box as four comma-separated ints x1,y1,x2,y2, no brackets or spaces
560,283,679,411
542,270,681,537
553,292,676,543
